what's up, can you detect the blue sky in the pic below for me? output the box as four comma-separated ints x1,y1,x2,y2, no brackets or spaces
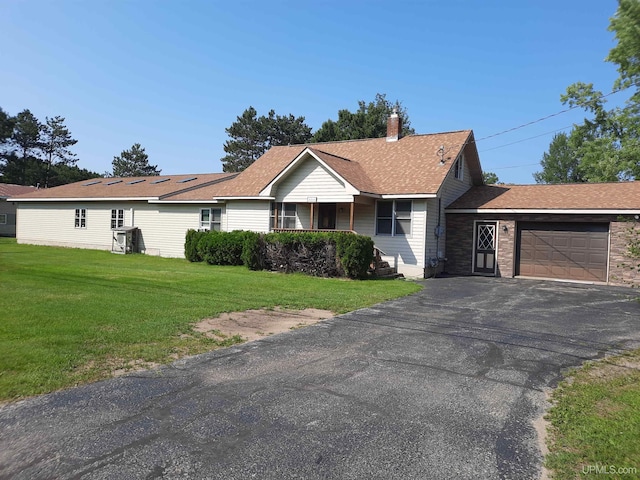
0,0,627,184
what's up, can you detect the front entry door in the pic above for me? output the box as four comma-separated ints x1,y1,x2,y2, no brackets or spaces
474,221,497,274
318,203,337,230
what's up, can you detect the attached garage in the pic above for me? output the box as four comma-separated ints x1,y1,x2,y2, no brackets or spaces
444,182,640,287
516,223,609,282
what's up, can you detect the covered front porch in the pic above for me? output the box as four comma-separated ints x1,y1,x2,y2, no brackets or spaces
270,198,374,233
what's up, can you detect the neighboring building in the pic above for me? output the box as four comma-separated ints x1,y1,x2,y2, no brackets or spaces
10,113,640,286
0,183,38,237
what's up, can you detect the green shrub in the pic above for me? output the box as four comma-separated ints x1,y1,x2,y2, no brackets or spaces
335,233,374,279
185,229,208,262
241,231,263,270
196,230,245,265
185,229,374,278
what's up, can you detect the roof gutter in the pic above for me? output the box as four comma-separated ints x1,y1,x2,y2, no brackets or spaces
445,208,640,214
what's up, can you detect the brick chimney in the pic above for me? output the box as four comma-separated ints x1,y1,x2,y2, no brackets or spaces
386,108,402,142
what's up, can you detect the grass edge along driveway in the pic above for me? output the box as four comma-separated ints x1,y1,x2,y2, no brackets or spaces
545,348,640,479
0,239,421,402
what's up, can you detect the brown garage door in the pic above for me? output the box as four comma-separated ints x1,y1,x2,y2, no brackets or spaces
516,223,609,282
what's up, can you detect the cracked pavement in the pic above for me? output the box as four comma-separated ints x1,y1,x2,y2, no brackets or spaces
1,277,639,479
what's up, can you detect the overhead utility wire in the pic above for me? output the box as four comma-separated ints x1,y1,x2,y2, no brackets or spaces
479,125,574,153
441,83,634,157
475,84,631,143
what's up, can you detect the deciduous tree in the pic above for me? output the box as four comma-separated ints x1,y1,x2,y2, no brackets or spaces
312,93,414,142
482,171,500,184
537,1,640,183
534,132,584,184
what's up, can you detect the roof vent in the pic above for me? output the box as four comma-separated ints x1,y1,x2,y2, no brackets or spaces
177,177,197,183
150,178,170,184
105,180,123,186
127,179,146,185
83,180,101,186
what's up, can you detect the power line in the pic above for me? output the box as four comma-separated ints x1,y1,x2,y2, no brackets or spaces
475,84,631,143
479,125,574,153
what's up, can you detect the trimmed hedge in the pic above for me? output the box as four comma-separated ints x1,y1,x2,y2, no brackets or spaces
184,229,374,279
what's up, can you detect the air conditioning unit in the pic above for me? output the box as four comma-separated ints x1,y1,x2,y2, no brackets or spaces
111,226,139,254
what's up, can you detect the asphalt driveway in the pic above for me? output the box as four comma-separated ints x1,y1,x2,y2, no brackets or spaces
1,277,639,480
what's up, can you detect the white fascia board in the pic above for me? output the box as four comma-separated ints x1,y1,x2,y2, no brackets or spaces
258,148,361,197
13,197,158,202
213,196,274,201
150,199,226,204
445,208,640,214
381,193,438,199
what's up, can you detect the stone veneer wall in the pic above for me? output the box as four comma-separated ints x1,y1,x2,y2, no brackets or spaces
445,213,639,287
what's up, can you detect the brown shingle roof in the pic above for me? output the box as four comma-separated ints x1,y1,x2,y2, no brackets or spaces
167,131,480,200
11,173,237,200
446,182,640,210
0,183,38,198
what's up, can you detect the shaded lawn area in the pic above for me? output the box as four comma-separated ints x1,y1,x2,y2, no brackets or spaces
0,239,421,402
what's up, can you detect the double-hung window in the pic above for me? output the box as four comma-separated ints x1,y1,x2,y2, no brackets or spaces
376,200,412,236
200,208,221,231
270,202,296,229
75,208,86,229
0,213,6,225
454,154,464,180
111,209,124,229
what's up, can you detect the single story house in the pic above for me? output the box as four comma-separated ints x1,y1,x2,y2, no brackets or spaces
10,113,640,286
0,183,38,237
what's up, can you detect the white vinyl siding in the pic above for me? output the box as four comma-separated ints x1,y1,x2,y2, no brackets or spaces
225,200,270,233
276,158,354,203
134,203,219,257
370,199,427,276
18,203,117,251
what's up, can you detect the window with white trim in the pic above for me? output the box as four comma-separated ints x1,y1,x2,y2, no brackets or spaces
75,208,86,229
454,154,464,180
0,213,6,225
270,202,296,229
376,200,412,236
111,209,124,229
200,208,221,231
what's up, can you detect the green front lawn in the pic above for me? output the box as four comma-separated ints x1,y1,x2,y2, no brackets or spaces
0,238,421,402
545,350,640,479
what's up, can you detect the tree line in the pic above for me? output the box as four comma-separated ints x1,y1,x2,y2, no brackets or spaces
535,0,640,184
0,107,160,187
220,94,416,173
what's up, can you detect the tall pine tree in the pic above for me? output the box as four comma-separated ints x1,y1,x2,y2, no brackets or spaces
40,116,78,187
111,143,161,177
220,107,312,172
